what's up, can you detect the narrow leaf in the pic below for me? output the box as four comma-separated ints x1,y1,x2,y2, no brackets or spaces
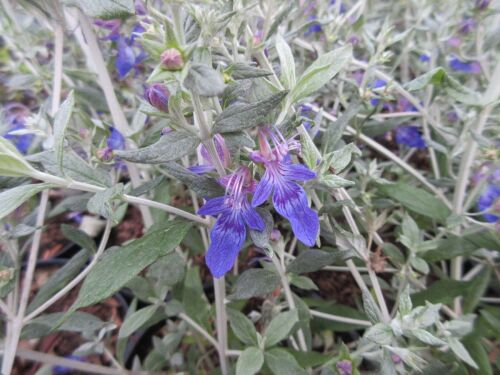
53,91,75,175
0,183,54,220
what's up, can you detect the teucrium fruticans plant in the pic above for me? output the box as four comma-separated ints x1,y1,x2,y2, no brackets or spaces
0,0,499,374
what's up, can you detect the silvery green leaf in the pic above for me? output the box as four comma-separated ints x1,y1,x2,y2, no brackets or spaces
53,91,75,175
398,285,412,316
412,303,442,327
249,208,274,249
68,221,191,313
27,150,112,187
21,312,105,340
223,131,256,150
227,308,259,346
61,224,97,252
162,162,224,198
365,323,393,345
0,183,55,221
410,329,446,346
410,256,429,275
444,314,475,337
334,227,366,259
129,176,165,197
264,310,298,347
290,45,352,103
87,184,125,223
147,252,186,288
236,347,264,375
114,132,200,164
401,214,420,247
119,305,165,339
0,137,37,177
264,348,307,375
276,34,296,90
328,143,361,174
448,337,478,369
317,175,355,189
228,269,280,300
363,290,383,324
300,131,318,170
322,100,360,153
290,274,318,290
385,346,427,372
184,63,225,97
213,91,288,133
287,249,353,274
229,63,272,80
63,0,134,19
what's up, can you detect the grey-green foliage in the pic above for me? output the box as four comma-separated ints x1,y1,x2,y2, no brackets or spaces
229,269,281,300
114,131,200,164
63,0,135,19
68,220,191,312
0,183,55,220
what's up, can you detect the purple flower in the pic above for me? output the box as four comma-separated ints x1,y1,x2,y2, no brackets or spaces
145,83,170,112
160,48,184,71
135,0,147,15
305,15,322,36
3,120,34,154
115,37,147,79
395,125,426,149
53,355,86,375
336,360,353,375
449,58,481,74
476,0,491,10
107,127,126,150
459,18,476,34
419,54,430,62
189,134,232,175
198,167,264,278
369,79,387,89
477,185,500,223
447,37,462,47
251,128,319,246
447,111,459,122
396,97,418,112
94,19,121,41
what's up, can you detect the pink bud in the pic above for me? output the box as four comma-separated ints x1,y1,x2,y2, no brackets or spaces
160,48,184,70
146,83,170,112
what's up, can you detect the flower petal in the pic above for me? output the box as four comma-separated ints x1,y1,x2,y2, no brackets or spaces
198,196,226,216
188,164,215,175
242,203,265,231
273,182,319,246
252,170,274,207
284,163,316,181
206,213,246,278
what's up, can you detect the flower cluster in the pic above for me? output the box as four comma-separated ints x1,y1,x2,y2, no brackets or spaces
198,128,319,278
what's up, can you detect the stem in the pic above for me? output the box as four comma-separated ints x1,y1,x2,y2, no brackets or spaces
213,278,228,375
10,348,123,375
32,171,209,226
180,312,219,349
76,10,154,228
1,190,50,375
309,309,371,327
450,62,500,314
24,220,113,323
270,255,308,351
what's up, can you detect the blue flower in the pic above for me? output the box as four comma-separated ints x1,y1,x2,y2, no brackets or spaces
251,128,319,246
3,120,34,154
477,185,500,223
369,79,387,89
107,127,125,150
449,58,481,74
395,125,426,149
198,167,264,278
419,54,430,62
305,15,322,36
115,37,147,79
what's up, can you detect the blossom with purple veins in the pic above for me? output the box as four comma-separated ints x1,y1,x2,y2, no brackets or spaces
395,125,426,149
198,166,264,277
94,19,121,41
449,58,481,74
251,128,319,246
190,134,232,175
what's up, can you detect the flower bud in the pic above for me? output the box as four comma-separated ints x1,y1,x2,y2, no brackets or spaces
160,48,184,70
97,147,113,162
146,83,170,112
336,360,352,375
